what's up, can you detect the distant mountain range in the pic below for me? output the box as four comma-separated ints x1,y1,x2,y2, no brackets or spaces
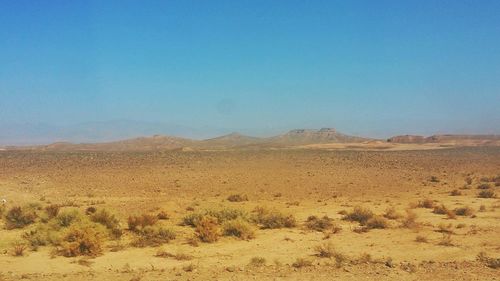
2,128,499,151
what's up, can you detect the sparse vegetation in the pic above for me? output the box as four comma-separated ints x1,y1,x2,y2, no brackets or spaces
252,207,296,229
454,206,475,216
292,258,313,268
128,214,158,231
478,183,491,190
227,194,249,202
366,215,389,229
477,252,500,269
415,235,428,243
222,218,255,240
4,206,37,229
249,256,266,267
343,206,374,225
305,215,335,232
450,189,462,196
11,241,28,256
478,190,496,198
58,223,105,257
401,210,419,229
383,207,402,220
131,226,176,247
195,215,221,243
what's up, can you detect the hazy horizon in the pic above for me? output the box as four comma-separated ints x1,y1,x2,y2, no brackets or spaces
1,1,500,145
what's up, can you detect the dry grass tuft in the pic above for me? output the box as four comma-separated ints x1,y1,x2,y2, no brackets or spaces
383,207,402,220
366,215,390,229
454,206,475,217
222,218,255,240
449,189,462,196
478,190,496,198
477,252,500,269
252,207,296,229
11,241,28,256
415,235,428,243
131,226,176,247
59,223,105,257
343,206,374,225
401,210,419,229
292,258,313,268
195,216,221,243
305,215,335,232
227,194,249,202
128,214,158,232
4,206,37,229
249,256,266,267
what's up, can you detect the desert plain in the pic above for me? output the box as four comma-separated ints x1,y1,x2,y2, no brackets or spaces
0,144,499,280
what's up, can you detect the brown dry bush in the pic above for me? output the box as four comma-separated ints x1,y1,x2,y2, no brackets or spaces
366,215,389,229
478,183,491,190
222,218,255,240
417,198,435,209
454,206,475,216
305,215,335,232
4,206,37,229
195,216,221,243
450,189,462,196
128,214,158,231
292,258,313,268
252,207,296,229
401,210,419,229
183,208,249,227
11,241,28,256
437,223,454,234
58,224,105,257
477,252,500,269
315,242,336,258
131,226,176,247
45,204,60,219
478,190,496,198
227,194,249,202
415,235,428,243
155,248,192,260
383,207,402,220
438,233,454,246
157,211,169,220
54,209,82,228
343,206,374,225
249,256,266,267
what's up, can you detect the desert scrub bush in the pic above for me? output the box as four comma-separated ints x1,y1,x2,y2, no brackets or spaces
249,256,266,267
450,189,462,196
305,215,335,232
432,204,450,215
4,206,37,229
478,183,491,190
227,194,249,202
44,204,60,219
183,208,249,227
11,241,28,256
415,235,428,243
58,223,106,257
417,198,435,209
315,242,336,258
195,215,221,243
454,206,475,216
292,258,313,268
131,226,176,247
477,252,500,269
437,233,454,246
222,218,255,240
157,211,169,220
22,224,61,250
252,207,296,229
383,207,402,220
401,210,419,229
366,215,389,229
90,209,122,239
437,223,454,234
343,206,374,225
155,248,192,260
127,214,158,231
54,209,82,228
478,190,496,198
430,176,440,183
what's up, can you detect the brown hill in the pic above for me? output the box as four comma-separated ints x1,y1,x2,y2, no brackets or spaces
266,128,370,145
388,134,500,145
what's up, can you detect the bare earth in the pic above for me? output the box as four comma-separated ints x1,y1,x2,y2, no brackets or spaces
0,146,499,280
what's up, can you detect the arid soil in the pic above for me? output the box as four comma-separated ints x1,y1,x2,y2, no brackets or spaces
0,147,499,280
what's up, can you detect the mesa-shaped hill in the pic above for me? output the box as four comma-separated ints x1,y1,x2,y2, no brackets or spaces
388,134,500,145
266,128,370,145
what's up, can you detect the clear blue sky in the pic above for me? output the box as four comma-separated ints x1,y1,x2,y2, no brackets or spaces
1,0,499,138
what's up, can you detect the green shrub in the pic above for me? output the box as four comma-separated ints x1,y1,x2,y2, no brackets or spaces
4,206,37,229
54,209,82,228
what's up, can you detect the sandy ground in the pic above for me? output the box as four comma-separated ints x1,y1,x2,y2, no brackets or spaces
0,147,499,280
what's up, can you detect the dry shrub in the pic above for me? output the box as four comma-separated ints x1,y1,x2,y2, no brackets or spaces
355,253,372,264
383,207,402,220
59,223,105,257
131,226,176,247
157,211,169,220
415,235,428,243
432,204,449,215
465,176,473,185
417,199,435,209
45,204,60,219
227,194,249,202
183,208,248,227
182,263,196,272
22,224,60,250
450,189,462,196
85,206,97,215
155,248,192,260
344,206,374,225
90,209,122,239
4,206,37,229
454,206,475,217
249,256,266,267
438,233,454,246
54,209,82,228
128,214,158,231
222,218,255,240
252,207,296,229
11,241,28,256
478,183,491,190
401,210,419,229
437,223,454,234
430,176,440,183
292,258,313,268
479,205,486,212
305,215,334,232
477,252,500,269
315,242,336,258
478,190,496,198
195,216,221,243
366,216,389,229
